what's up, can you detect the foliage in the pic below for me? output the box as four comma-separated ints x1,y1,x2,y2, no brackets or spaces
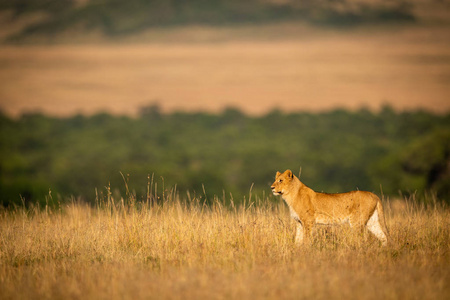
370,128,450,199
1,106,449,207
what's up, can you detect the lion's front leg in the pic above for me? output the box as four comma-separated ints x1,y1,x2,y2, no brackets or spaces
295,222,304,245
295,221,314,246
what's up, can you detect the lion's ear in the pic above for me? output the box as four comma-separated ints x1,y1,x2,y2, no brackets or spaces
285,170,293,179
276,171,281,178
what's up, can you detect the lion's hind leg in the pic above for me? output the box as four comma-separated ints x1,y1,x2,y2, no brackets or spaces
348,215,368,244
366,210,388,246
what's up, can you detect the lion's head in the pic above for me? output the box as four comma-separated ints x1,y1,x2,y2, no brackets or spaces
271,170,294,196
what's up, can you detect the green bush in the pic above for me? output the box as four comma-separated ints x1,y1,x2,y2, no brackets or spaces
1,107,449,207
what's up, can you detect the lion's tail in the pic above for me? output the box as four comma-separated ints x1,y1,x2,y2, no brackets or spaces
376,197,389,239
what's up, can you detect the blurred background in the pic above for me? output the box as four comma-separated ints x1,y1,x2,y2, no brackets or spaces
0,0,449,207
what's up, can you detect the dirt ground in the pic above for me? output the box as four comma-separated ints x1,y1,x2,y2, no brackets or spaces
0,25,449,117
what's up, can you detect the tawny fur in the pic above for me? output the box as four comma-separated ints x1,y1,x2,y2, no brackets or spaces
271,170,388,246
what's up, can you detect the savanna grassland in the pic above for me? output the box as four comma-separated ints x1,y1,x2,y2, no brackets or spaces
1,1,450,117
1,1,450,298
1,28,449,118
1,189,449,300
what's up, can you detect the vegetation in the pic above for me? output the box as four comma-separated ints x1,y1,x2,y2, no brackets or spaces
0,191,448,299
1,0,415,42
1,106,449,207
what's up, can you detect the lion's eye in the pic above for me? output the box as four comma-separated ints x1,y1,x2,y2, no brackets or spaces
279,179,283,183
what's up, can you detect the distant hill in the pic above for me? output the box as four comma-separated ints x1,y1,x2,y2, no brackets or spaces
0,0,416,43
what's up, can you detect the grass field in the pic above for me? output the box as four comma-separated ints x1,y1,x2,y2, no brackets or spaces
1,187,449,300
1,24,449,118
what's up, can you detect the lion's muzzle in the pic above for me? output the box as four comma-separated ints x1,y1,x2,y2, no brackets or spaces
271,186,282,196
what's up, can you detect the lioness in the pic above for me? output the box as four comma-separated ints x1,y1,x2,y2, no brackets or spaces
271,170,388,246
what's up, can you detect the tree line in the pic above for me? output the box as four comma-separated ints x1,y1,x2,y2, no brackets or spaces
1,105,449,207
2,0,415,42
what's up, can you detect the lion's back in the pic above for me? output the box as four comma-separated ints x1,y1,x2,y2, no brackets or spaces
311,190,379,217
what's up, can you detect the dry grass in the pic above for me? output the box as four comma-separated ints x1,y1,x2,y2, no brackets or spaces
0,191,449,300
1,23,450,117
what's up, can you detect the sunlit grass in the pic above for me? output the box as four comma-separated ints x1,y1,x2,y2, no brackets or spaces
0,189,449,300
